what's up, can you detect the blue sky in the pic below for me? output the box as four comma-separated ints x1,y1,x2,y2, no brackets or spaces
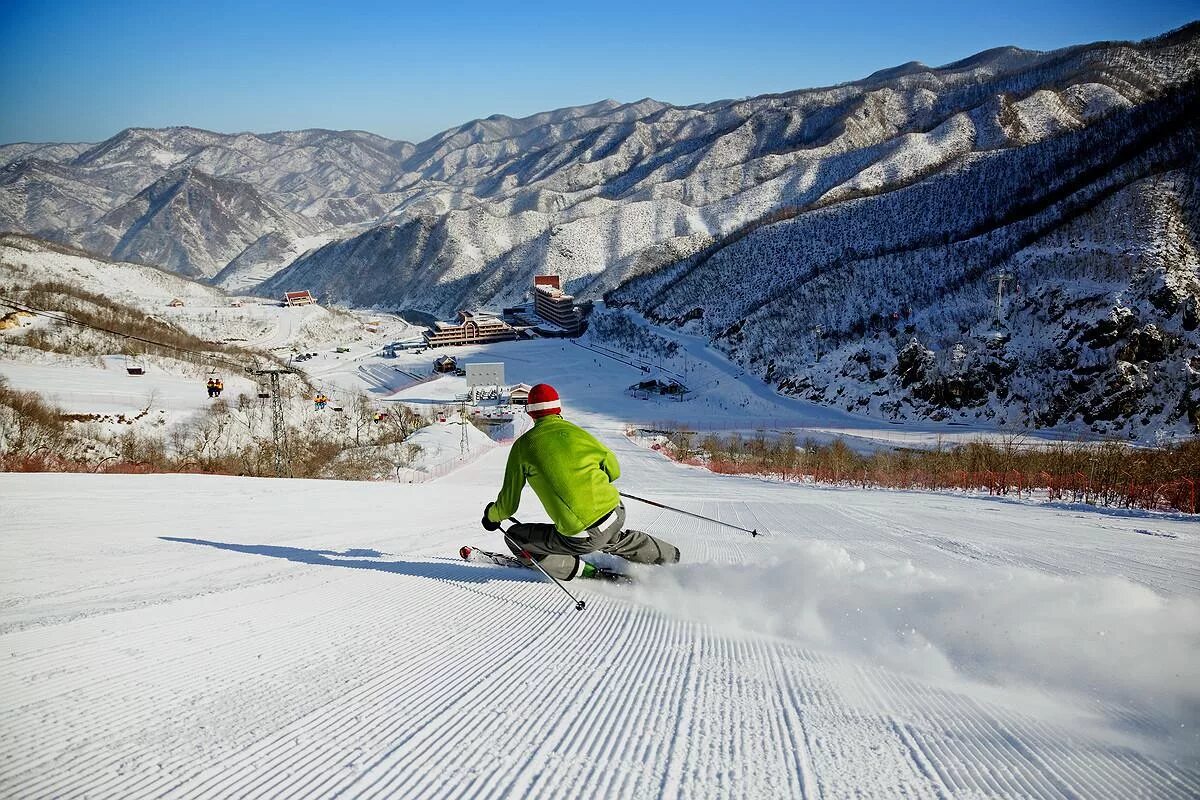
1,0,1195,145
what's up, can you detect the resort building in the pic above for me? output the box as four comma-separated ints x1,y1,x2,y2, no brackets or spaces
532,276,589,331
423,311,519,348
508,383,532,406
283,290,316,306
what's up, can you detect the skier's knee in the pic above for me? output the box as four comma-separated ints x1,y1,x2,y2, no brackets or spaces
654,542,681,565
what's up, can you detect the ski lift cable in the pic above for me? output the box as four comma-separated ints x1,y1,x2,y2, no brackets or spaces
301,374,346,403
0,295,260,374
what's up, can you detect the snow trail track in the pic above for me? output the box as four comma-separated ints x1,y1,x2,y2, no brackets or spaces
2,431,1199,798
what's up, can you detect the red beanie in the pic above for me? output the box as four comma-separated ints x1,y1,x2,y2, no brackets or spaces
526,383,561,418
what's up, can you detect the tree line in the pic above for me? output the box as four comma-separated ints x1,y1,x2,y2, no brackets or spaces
643,426,1200,514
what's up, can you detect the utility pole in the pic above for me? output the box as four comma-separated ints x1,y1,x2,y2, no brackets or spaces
459,401,469,457
252,368,297,477
989,271,1013,322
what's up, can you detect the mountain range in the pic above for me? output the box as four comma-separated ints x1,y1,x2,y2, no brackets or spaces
2,23,1198,440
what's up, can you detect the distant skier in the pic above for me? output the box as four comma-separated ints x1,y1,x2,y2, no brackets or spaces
206,378,217,398
482,383,680,581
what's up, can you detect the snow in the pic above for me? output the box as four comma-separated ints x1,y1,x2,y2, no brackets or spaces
0,230,1174,459
0,237,227,311
3,441,1199,797
4,30,1196,444
2,59,1200,790
278,310,1136,452
0,355,251,421
0,238,423,439
4,332,1200,797
394,413,500,479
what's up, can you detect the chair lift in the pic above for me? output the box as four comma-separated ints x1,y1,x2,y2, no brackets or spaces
257,380,271,399
124,352,145,376
317,387,341,412
204,363,223,397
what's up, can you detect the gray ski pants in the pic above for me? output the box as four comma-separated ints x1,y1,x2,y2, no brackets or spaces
503,502,680,580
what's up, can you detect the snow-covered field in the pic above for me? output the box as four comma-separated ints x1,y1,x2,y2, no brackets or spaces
0,237,423,446
4,381,1200,798
0,235,419,356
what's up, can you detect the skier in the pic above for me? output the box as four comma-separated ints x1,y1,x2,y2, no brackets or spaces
206,378,216,398
481,383,680,581
214,378,224,398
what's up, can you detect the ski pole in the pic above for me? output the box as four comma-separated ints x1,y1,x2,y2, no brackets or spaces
502,520,587,612
618,491,762,537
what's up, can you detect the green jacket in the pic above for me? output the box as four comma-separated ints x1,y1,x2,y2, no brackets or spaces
487,414,621,535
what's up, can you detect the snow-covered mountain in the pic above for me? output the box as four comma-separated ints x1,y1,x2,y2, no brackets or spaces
608,81,1200,439
73,168,322,279
264,27,1199,314
0,127,415,284
2,24,1198,439
0,158,123,235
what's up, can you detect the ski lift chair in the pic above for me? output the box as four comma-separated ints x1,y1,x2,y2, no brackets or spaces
124,354,145,376
204,363,223,394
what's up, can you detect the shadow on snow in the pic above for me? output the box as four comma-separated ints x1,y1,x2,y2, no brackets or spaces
159,536,539,586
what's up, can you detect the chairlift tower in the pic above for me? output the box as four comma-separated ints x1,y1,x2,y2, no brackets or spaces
252,368,297,477
459,401,469,457
989,271,1013,322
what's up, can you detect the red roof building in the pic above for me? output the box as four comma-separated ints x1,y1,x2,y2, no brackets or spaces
283,290,316,306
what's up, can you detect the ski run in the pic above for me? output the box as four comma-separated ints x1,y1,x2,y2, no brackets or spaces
3,402,1199,798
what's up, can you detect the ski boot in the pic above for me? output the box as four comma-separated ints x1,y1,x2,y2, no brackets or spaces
581,562,633,584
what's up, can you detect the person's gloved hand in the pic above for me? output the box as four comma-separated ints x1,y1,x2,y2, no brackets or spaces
481,502,501,531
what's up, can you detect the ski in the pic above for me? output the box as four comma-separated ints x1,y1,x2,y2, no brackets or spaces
458,546,634,584
459,545,527,570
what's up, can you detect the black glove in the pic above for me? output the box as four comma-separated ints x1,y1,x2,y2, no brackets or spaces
481,502,501,531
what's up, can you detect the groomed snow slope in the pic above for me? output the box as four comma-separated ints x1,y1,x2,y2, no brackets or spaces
2,426,1198,798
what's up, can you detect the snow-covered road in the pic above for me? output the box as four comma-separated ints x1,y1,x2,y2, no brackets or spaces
3,433,1198,798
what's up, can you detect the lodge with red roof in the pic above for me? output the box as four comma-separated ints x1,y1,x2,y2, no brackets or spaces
283,290,316,306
